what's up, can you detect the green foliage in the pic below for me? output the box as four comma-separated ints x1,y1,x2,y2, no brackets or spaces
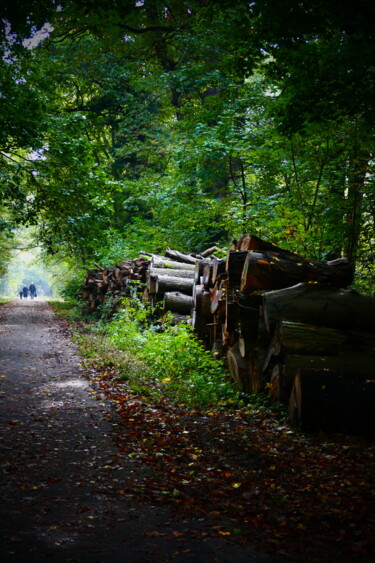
141,322,235,405
100,298,237,405
0,0,374,292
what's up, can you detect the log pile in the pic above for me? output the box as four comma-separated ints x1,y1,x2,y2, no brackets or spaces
81,258,150,311
81,235,375,432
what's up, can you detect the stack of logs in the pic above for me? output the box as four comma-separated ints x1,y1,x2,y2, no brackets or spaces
81,235,375,432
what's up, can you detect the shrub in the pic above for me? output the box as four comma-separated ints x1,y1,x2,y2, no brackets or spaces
101,298,237,405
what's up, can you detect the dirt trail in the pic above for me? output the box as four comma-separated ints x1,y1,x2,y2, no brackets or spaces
0,300,273,563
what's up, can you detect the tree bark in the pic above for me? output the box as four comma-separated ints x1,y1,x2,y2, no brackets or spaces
263,282,375,333
227,343,249,392
288,367,375,432
155,275,194,296
150,256,195,270
191,285,212,343
194,260,210,283
226,251,248,286
148,267,195,279
240,251,353,293
211,258,226,284
164,248,198,264
264,321,375,371
163,291,193,314
200,245,219,257
202,262,214,289
236,234,300,256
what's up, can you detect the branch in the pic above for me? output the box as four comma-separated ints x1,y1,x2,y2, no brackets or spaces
0,151,35,164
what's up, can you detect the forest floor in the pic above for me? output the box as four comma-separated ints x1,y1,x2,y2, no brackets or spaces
0,300,374,563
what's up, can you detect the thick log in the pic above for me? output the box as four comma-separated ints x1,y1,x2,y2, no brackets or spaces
269,321,352,357
267,351,375,406
202,262,214,289
193,285,212,320
225,300,239,333
263,282,375,333
237,234,300,257
210,280,226,321
237,293,263,356
148,267,195,279
147,273,158,294
263,321,375,372
163,291,193,315
201,246,219,258
191,285,212,343
194,260,210,283
211,259,226,284
288,368,375,432
247,347,268,393
240,251,353,292
227,343,249,392
226,251,249,286
268,363,287,403
164,248,198,265
155,275,194,296
150,257,195,271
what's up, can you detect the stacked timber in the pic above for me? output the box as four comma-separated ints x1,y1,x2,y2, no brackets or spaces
142,248,218,318
81,258,150,311
191,234,375,432
81,234,375,432
81,247,219,317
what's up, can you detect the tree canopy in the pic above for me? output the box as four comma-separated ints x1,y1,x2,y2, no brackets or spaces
1,0,374,291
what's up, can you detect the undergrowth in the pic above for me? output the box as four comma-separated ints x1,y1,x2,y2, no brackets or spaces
51,297,285,415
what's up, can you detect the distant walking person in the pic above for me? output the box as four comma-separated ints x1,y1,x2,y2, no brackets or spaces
19,289,23,300
22,286,28,299
29,282,36,300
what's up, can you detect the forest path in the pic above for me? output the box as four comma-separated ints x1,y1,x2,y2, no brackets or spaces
0,300,272,563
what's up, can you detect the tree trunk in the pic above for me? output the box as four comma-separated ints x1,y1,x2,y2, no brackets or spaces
268,363,288,403
202,262,214,289
211,258,226,284
264,321,375,372
237,293,262,357
288,367,375,432
263,282,375,333
227,343,249,392
147,273,158,294
164,248,198,264
194,260,210,283
191,285,212,343
150,257,195,270
345,143,370,263
240,251,353,293
155,275,194,296
200,245,219,257
247,348,267,393
149,267,195,279
225,300,239,333
163,291,193,314
226,251,249,286
236,234,300,256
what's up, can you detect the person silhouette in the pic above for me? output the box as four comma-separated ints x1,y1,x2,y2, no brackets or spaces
29,282,36,300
